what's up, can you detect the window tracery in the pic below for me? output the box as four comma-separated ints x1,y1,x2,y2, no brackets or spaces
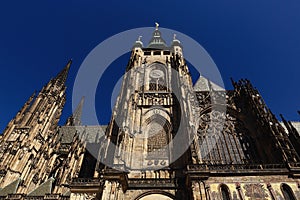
146,119,169,159
197,110,259,165
148,63,168,91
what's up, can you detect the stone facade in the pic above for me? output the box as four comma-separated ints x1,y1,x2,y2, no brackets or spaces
0,25,300,199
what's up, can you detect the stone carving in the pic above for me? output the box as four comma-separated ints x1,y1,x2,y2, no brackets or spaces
243,183,268,199
83,193,97,200
32,172,39,184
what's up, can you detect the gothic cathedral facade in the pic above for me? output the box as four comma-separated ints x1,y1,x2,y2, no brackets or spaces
0,25,300,200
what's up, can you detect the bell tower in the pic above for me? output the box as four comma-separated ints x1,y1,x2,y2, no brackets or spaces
102,24,196,172
88,24,199,200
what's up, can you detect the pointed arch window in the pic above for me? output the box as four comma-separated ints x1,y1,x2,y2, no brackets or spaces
220,184,231,200
148,63,168,91
145,115,170,159
147,120,168,158
281,184,296,200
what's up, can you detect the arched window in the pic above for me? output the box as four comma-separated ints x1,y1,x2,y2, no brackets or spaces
281,184,296,200
144,115,171,160
220,184,231,200
147,120,169,158
148,63,168,91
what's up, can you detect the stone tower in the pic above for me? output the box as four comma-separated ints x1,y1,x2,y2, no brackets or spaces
93,24,199,199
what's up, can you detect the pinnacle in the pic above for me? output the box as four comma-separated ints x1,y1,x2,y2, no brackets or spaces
65,96,84,126
73,96,84,126
54,59,72,87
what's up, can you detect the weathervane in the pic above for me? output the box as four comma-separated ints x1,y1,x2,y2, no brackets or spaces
155,22,159,30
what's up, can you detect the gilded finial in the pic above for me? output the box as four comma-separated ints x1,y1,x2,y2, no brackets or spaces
155,22,159,30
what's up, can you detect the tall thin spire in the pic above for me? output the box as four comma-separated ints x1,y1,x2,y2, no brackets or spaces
65,96,84,126
73,96,84,126
54,59,72,87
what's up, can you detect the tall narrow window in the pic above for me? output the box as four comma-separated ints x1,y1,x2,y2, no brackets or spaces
282,184,296,200
220,184,231,200
147,120,168,158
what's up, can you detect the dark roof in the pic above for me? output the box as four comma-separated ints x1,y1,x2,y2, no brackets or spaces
28,178,54,196
59,125,107,144
0,178,20,196
147,29,167,49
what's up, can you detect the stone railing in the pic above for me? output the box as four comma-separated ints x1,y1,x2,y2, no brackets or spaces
0,194,67,200
187,163,287,171
44,194,61,199
23,196,45,200
70,178,103,187
288,162,300,168
7,194,24,199
128,178,175,189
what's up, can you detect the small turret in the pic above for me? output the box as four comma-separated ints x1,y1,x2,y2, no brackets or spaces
132,36,143,49
171,34,183,57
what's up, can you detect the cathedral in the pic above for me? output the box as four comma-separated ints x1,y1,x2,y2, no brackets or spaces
0,25,300,200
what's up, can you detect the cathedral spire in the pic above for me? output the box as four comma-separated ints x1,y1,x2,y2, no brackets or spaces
147,22,167,49
65,96,84,126
54,59,72,87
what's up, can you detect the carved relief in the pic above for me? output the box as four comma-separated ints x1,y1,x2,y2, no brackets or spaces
32,172,39,184
243,183,268,199
83,193,97,200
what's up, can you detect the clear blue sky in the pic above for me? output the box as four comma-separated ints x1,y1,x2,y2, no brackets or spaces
0,1,299,132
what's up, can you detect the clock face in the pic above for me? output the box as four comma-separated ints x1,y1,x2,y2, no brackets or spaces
150,69,164,78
